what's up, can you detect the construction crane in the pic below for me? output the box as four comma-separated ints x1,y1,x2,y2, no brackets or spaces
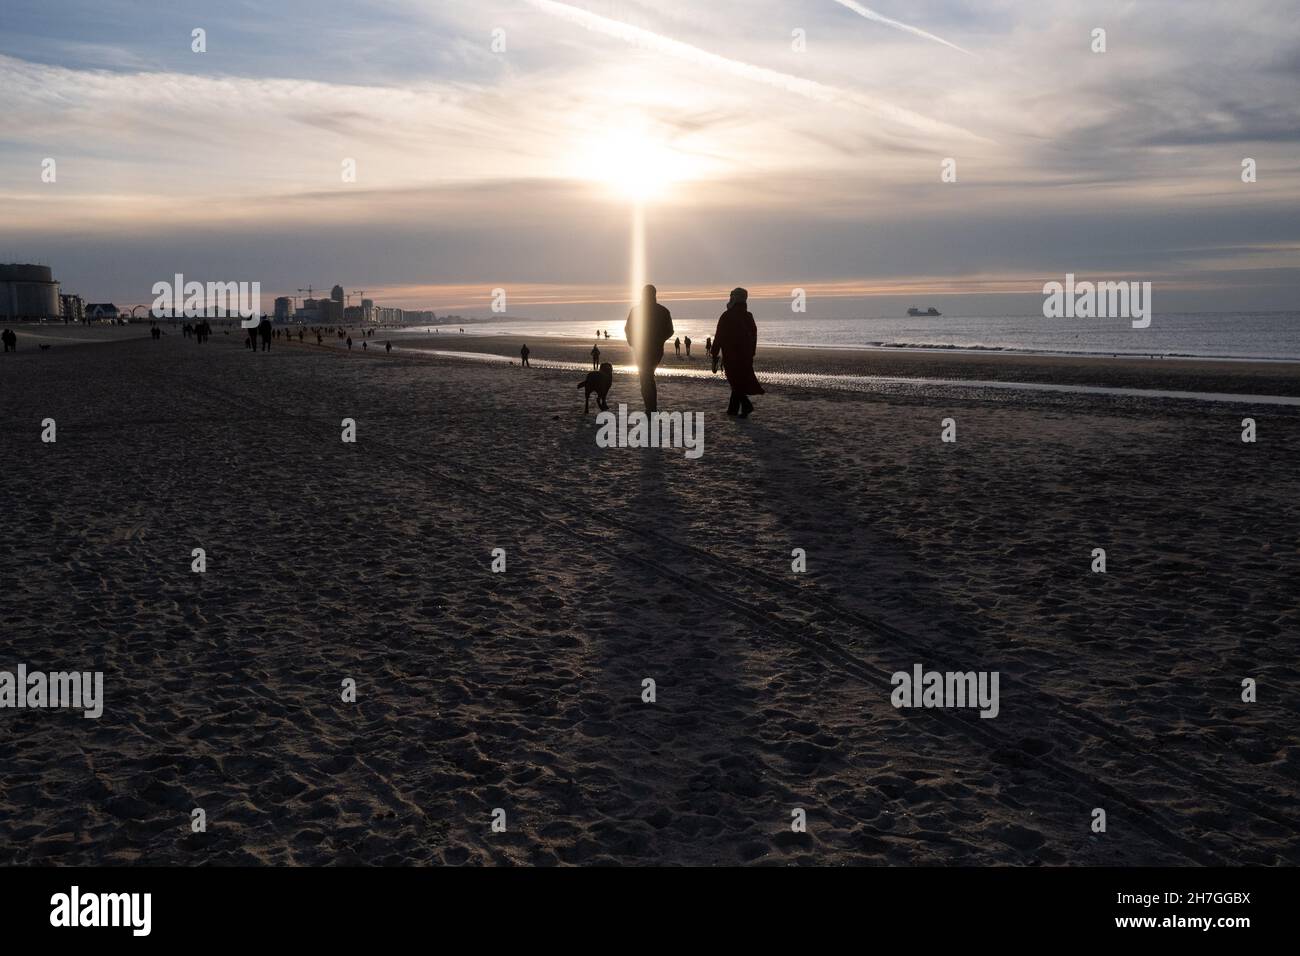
296,286,314,306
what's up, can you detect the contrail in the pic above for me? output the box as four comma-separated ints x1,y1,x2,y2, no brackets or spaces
522,0,977,139
830,0,976,57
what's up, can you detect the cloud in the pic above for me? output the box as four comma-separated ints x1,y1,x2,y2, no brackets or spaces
520,0,978,141
828,0,976,57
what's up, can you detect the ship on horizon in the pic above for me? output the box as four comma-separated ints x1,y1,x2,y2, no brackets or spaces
907,306,942,316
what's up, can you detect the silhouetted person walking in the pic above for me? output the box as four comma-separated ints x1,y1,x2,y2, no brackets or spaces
684,335,691,358
591,343,600,369
520,344,531,367
624,284,674,412
711,287,764,418
346,336,353,350
674,336,681,358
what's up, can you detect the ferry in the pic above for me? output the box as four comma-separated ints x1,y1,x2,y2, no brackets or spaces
907,307,942,316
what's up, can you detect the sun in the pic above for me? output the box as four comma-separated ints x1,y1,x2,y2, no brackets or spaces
581,126,689,203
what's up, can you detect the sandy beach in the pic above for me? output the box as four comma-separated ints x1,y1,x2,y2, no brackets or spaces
1,324,1297,865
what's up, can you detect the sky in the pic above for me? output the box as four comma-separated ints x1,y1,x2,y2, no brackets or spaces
2,0,1299,317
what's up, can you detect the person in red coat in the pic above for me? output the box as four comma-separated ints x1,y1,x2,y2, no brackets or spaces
711,287,764,417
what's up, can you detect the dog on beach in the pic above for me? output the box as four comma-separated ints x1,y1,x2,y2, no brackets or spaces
578,362,614,413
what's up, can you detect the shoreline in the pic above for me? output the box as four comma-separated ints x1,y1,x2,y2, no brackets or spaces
12,323,1300,397
387,332,1300,398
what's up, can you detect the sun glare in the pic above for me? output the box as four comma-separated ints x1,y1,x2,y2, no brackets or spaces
582,127,690,203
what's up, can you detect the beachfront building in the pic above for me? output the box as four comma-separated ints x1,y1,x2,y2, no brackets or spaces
85,303,120,323
0,263,61,321
60,293,85,324
274,296,293,322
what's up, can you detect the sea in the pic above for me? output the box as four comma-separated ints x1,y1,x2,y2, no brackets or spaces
409,310,1300,361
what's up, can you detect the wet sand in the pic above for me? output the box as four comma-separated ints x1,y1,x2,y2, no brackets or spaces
399,332,1300,396
1,327,1297,865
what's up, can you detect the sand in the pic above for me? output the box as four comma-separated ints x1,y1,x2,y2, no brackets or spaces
1,324,1297,865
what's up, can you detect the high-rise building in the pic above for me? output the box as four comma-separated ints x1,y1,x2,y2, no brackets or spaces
274,296,293,322
331,285,344,305
59,293,85,324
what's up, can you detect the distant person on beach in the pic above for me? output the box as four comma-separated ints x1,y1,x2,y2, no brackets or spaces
684,335,692,358
520,344,531,367
591,343,601,368
258,317,273,351
604,330,609,339
624,284,674,413
386,341,392,353
674,336,682,358
704,336,712,355
711,287,764,418
2,329,15,352
346,336,353,350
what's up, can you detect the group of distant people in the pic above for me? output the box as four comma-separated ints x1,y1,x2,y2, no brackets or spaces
181,320,212,343
521,285,763,417
1,329,16,352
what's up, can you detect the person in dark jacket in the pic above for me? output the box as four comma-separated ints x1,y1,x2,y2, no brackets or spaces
711,287,764,418
624,284,674,412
